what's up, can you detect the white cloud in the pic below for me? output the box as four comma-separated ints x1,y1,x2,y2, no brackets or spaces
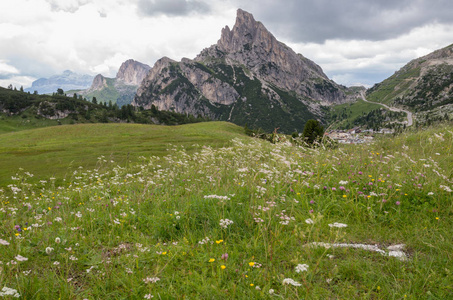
0,0,452,89
0,76,36,89
0,60,19,75
288,23,453,86
45,0,91,12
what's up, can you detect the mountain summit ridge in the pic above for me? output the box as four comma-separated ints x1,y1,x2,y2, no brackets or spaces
134,9,349,133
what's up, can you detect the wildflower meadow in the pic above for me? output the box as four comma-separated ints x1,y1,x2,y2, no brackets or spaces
0,122,452,299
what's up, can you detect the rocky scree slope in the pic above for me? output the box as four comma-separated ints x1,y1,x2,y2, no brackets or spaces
133,9,349,133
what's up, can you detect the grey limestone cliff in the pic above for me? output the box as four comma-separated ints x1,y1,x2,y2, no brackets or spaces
134,9,349,133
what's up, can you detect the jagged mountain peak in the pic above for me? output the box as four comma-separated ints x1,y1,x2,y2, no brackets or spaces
217,9,269,52
196,9,332,98
116,59,151,86
134,9,349,133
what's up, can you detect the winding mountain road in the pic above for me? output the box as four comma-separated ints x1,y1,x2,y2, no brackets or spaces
360,91,413,126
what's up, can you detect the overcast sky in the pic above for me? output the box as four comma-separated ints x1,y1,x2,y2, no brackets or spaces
1,0,453,89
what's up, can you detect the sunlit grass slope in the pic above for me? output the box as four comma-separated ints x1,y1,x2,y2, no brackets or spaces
0,122,245,186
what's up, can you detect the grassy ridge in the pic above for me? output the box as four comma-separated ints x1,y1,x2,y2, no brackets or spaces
0,124,452,299
0,122,245,186
327,98,383,129
366,67,421,105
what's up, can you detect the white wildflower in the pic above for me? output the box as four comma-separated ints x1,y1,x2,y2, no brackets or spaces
15,255,28,261
269,289,275,295
305,218,314,224
0,239,10,245
144,294,154,299
0,286,20,298
219,219,234,229
55,237,61,244
440,185,452,192
45,247,54,254
339,180,348,185
295,264,309,273
282,278,302,286
143,277,160,283
204,195,230,201
198,237,210,245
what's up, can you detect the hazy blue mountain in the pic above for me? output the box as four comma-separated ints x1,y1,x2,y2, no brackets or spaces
25,70,94,94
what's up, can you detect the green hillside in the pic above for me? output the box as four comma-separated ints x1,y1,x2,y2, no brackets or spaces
0,122,245,186
366,44,453,126
366,67,421,105
327,98,383,129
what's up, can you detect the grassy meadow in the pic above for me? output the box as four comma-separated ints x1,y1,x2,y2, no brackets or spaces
0,122,452,299
0,122,243,187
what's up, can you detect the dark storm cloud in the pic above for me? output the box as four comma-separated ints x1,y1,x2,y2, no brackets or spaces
234,0,453,42
138,0,210,17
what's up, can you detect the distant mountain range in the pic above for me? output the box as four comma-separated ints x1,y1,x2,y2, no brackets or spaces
20,9,452,130
133,9,352,133
25,70,94,94
25,60,151,108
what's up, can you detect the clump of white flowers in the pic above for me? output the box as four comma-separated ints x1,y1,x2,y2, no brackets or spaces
328,222,348,228
0,286,20,297
282,278,302,286
295,264,309,273
219,219,234,229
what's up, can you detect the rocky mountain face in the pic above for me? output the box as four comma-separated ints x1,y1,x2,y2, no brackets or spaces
367,44,453,123
86,74,108,93
25,70,94,94
116,59,151,86
133,9,348,133
81,59,151,106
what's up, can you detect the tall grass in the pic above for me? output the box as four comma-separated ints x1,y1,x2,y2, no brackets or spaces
0,124,452,299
